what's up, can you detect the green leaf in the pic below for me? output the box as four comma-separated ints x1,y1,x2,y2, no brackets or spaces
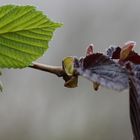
0,5,62,68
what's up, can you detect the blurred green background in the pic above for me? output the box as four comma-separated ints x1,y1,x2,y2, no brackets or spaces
0,0,139,140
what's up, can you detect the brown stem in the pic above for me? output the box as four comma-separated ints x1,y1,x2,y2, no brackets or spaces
29,62,65,77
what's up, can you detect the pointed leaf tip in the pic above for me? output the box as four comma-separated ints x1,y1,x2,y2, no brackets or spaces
120,41,136,60
86,44,94,56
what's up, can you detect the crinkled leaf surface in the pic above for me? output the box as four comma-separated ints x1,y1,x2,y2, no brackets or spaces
74,54,129,91
0,5,62,68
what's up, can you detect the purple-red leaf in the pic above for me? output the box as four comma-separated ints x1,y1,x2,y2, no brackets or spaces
75,42,140,139
125,51,140,64
106,41,140,64
74,53,129,91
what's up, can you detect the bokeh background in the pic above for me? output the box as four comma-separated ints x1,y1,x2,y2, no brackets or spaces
0,0,140,140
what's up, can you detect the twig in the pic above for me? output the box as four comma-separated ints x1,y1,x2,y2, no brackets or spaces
28,62,73,84
29,62,65,77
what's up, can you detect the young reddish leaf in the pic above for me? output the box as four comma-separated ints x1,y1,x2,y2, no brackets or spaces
74,54,129,91
107,42,140,139
106,41,140,64
76,42,140,139
83,53,103,69
125,51,140,64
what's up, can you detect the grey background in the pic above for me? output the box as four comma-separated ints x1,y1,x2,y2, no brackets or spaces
0,0,139,140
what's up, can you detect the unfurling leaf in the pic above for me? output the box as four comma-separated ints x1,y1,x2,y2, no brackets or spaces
106,41,140,64
120,41,136,60
63,56,75,76
62,56,78,88
0,5,62,68
106,41,140,140
74,53,129,91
